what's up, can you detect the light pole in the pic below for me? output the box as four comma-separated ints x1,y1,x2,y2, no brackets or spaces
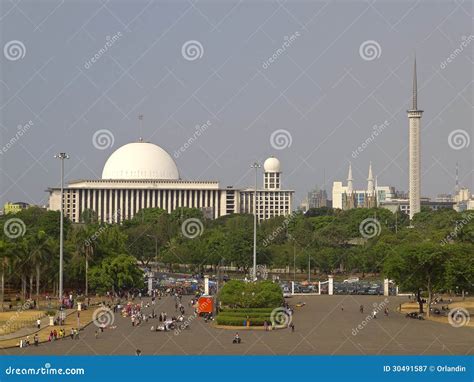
250,162,261,281
54,153,69,305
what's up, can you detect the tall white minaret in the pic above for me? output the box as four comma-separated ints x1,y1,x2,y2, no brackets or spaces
367,162,374,196
347,162,353,194
408,57,423,220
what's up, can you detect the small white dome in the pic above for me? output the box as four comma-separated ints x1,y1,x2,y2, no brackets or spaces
263,156,281,173
102,141,179,180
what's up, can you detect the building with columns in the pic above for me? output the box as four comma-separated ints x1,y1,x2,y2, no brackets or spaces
47,142,294,223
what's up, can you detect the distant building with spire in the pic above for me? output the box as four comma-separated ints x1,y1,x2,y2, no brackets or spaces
332,163,395,210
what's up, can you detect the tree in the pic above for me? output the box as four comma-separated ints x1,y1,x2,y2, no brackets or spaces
88,254,143,294
384,242,446,316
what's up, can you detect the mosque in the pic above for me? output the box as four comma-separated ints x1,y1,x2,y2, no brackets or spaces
47,140,294,223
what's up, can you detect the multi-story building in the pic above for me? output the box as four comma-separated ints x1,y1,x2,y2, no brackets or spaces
332,163,395,210
3,202,30,214
47,141,294,223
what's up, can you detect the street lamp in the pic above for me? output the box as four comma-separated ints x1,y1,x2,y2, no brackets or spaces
54,153,69,305
250,162,261,281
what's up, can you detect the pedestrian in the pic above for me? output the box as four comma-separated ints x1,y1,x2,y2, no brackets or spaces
373,310,377,319
290,323,295,332
136,349,142,356
95,330,99,339
36,318,41,329
360,305,364,313
384,307,389,316
70,328,74,340
34,334,39,346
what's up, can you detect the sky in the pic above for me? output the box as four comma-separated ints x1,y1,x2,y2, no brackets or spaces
0,0,472,208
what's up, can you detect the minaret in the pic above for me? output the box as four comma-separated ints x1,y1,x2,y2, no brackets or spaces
347,162,353,194
408,57,423,220
367,162,374,196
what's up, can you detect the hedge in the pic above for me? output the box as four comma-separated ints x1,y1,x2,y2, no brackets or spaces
216,316,271,326
219,308,274,314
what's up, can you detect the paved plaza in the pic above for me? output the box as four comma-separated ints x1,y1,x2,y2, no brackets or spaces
4,295,473,356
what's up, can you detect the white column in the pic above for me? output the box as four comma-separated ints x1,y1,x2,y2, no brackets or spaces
204,275,209,295
384,278,389,296
318,281,321,295
328,275,334,296
124,190,129,220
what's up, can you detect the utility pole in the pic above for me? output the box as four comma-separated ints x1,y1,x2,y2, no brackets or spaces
250,162,261,281
54,153,69,305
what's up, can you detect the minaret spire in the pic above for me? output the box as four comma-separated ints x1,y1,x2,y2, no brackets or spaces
347,162,353,194
412,56,418,110
407,55,423,220
367,162,374,196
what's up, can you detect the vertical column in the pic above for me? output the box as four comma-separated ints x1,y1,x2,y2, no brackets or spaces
328,275,334,296
384,279,389,296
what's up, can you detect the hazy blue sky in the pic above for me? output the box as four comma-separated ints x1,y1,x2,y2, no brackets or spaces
1,0,472,208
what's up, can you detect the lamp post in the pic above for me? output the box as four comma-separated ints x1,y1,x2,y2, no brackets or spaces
54,153,69,305
250,162,261,281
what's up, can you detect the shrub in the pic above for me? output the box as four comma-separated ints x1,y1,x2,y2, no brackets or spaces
219,280,283,308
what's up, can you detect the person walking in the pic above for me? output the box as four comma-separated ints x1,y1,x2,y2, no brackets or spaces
290,323,295,332
34,334,39,346
360,305,364,313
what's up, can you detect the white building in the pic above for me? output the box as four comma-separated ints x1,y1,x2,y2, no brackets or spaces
332,163,395,210
47,141,294,223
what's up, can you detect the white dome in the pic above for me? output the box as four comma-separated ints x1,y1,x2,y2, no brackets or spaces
102,142,179,180
263,156,281,173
